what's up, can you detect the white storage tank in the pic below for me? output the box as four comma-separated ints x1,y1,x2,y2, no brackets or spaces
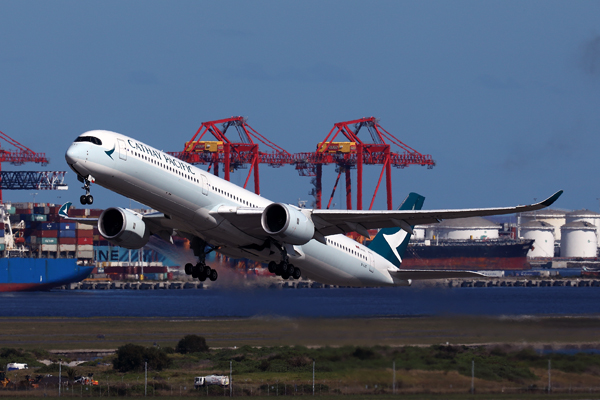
566,209,600,245
520,220,555,258
520,209,566,241
427,217,500,240
412,226,426,241
560,221,598,258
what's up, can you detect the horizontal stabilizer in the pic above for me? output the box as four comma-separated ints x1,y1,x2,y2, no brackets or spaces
390,269,485,281
58,202,98,226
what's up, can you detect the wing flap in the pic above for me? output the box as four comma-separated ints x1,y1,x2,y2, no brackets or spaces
213,206,267,238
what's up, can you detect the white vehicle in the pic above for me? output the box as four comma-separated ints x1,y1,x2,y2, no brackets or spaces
7,363,28,371
195,375,229,388
63,130,562,287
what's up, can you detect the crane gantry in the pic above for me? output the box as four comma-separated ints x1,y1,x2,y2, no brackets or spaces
0,130,68,203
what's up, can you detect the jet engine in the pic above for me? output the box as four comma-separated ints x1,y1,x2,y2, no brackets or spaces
98,207,150,249
261,203,315,245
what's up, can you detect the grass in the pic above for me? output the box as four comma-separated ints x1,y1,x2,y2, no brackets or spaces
2,315,600,350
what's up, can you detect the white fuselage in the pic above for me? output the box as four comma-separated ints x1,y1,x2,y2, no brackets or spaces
65,130,403,286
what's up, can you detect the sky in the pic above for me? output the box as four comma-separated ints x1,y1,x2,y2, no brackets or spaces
0,0,599,212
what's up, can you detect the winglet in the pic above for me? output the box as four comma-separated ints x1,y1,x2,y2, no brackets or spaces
58,202,72,218
540,190,563,207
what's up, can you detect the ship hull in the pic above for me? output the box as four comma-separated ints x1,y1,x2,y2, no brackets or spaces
402,239,534,271
0,258,93,292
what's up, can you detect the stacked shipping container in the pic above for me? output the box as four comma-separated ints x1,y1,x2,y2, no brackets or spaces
10,203,96,260
5,202,175,281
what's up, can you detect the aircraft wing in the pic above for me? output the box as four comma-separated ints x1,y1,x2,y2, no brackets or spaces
310,190,563,236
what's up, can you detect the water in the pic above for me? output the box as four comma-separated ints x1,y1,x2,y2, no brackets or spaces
1,286,600,317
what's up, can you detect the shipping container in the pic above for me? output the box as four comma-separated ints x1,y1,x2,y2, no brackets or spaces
58,237,76,245
59,244,76,252
13,202,33,209
40,238,58,245
38,230,58,238
77,245,94,251
69,208,90,217
0,244,5,251
77,237,93,245
24,221,37,229
41,244,58,252
38,223,59,230
143,273,166,281
76,222,94,230
76,229,94,238
59,222,76,230
59,230,76,238
76,250,94,259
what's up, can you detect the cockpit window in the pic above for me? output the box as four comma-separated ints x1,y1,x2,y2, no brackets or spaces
74,136,102,145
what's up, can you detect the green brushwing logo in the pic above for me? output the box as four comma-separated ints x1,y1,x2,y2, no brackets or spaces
105,145,116,160
58,202,72,218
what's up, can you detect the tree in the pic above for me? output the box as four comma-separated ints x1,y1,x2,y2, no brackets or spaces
176,335,209,354
113,344,171,372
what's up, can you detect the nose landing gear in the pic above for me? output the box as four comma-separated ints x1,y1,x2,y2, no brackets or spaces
78,176,94,205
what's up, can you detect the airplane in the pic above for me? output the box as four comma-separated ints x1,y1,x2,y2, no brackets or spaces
63,130,562,287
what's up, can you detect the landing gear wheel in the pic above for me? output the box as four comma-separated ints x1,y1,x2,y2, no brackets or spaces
80,195,87,205
196,262,206,274
209,269,218,281
280,262,289,274
281,272,290,280
198,273,207,282
86,195,94,205
191,270,199,279
287,265,295,278
268,261,277,274
184,263,193,275
293,267,302,279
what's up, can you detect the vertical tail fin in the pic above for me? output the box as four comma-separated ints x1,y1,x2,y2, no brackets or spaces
367,192,425,267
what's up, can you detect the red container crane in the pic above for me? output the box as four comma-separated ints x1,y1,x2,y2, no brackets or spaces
293,117,435,210
169,117,292,195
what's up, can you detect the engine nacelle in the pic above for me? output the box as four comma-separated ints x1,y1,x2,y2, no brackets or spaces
261,203,315,245
98,207,150,249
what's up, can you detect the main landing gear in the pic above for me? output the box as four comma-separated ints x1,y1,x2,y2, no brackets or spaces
184,261,218,282
78,176,94,205
268,248,302,280
183,237,218,282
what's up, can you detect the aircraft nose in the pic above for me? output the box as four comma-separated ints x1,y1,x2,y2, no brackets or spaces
65,144,81,165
